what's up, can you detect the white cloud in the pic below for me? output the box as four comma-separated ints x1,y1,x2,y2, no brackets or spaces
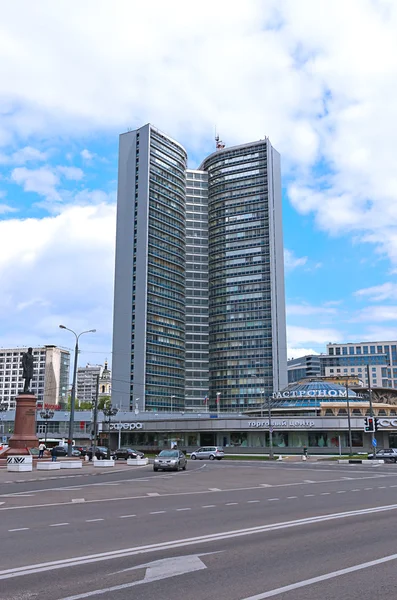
284,249,307,271
0,203,17,214
352,306,397,323
56,166,84,181
11,166,61,201
80,149,95,161
0,202,116,359
287,347,319,360
287,325,341,348
355,282,397,302
0,146,48,165
287,303,338,317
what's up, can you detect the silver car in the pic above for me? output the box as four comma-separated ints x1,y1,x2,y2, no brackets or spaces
190,446,225,461
153,449,187,472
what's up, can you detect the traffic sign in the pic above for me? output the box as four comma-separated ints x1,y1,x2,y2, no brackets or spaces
2,436,7,444
372,438,377,447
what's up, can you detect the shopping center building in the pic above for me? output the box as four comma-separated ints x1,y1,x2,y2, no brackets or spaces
3,379,397,453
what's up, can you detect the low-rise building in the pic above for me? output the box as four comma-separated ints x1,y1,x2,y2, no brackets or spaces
0,345,70,409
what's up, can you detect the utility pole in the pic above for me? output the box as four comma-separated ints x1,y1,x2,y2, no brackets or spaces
366,364,376,457
92,374,99,451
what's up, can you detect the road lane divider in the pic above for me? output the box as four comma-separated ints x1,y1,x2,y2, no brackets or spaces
3,503,397,580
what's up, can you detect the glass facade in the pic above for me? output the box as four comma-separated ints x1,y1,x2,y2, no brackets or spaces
202,142,285,411
143,128,187,410
185,170,209,409
113,126,287,412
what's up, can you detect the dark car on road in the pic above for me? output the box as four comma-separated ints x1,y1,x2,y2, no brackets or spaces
112,447,145,460
368,448,397,462
79,446,109,459
50,445,68,457
153,449,187,472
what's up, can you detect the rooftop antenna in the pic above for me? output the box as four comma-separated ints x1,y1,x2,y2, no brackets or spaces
215,127,225,151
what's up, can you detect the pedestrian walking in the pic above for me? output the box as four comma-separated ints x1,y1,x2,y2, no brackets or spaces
38,442,46,458
51,446,57,462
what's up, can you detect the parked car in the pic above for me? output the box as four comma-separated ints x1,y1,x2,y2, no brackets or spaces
72,447,81,457
50,445,68,457
190,446,225,461
153,449,187,472
368,448,397,462
112,447,145,460
79,446,109,459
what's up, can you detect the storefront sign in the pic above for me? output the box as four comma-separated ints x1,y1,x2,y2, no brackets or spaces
248,420,315,429
376,418,397,429
109,422,143,430
272,390,357,398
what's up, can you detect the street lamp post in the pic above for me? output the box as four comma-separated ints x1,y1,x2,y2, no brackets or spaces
40,408,55,444
0,402,7,441
344,377,353,455
366,364,376,457
171,395,176,413
59,325,96,457
267,395,274,460
216,392,221,418
102,404,118,459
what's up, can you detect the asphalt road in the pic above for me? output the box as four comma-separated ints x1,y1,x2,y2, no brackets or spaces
1,460,397,599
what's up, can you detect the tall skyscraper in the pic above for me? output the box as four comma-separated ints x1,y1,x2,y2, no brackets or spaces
112,124,287,412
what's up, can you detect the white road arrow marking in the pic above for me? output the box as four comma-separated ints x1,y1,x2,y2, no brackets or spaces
58,553,215,600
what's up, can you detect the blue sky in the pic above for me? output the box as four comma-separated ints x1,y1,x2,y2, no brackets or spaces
1,0,397,366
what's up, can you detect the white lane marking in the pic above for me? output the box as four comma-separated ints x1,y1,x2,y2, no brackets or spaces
364,488,373,490
209,488,221,491
351,489,360,492
147,493,160,496
226,502,239,506
4,503,397,581
1,473,391,512
320,493,330,496
239,552,397,599
150,511,166,515
176,508,191,511
336,490,346,493
85,519,104,523
304,494,315,497
49,523,69,527
119,515,136,519
390,485,397,488
378,486,387,489
58,553,211,600
72,499,85,503
248,500,260,503
202,505,215,508
304,480,315,483
260,484,272,487
267,498,279,501
8,528,29,532
287,496,298,499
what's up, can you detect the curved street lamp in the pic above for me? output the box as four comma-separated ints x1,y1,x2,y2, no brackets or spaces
59,325,96,457
102,404,118,458
39,408,55,444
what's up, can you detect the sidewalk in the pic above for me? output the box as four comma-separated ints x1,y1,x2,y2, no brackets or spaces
0,458,146,483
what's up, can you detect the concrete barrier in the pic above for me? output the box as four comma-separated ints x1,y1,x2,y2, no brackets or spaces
127,458,149,466
338,459,385,465
7,455,33,472
94,459,115,468
37,462,61,470
60,461,83,469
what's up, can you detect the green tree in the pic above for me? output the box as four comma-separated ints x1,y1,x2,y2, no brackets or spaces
98,396,112,411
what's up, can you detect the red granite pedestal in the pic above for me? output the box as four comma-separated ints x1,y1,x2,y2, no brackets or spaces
7,393,39,456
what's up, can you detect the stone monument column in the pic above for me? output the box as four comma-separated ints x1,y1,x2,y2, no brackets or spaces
7,393,39,455
6,347,38,456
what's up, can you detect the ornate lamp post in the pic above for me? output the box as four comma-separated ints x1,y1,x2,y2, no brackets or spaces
59,325,96,457
40,408,55,444
102,404,118,458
